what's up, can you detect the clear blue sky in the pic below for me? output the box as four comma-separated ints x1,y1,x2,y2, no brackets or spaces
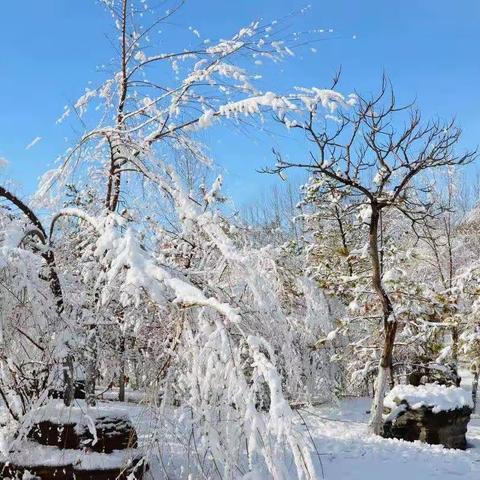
0,0,479,206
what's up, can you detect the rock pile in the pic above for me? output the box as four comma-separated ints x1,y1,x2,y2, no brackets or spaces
0,401,146,479
382,383,472,449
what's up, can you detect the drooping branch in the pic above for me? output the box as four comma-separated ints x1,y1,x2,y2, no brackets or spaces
0,186,64,314
49,208,99,240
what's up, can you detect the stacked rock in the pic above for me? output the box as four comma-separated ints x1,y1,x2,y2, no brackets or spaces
0,401,146,479
382,383,473,449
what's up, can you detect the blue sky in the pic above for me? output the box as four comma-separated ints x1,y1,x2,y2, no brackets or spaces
0,0,479,206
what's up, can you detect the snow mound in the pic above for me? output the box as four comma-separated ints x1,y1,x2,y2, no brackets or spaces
24,400,130,426
384,383,473,414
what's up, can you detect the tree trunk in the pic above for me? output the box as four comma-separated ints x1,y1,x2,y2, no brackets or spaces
369,365,390,435
367,205,396,435
472,369,479,412
451,324,459,364
369,321,397,434
85,325,98,406
105,0,128,213
63,354,75,406
119,335,126,402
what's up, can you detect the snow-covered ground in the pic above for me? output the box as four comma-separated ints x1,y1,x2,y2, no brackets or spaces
125,369,480,479
2,373,479,479
293,369,480,480
111,395,480,479
298,397,480,479
107,393,480,478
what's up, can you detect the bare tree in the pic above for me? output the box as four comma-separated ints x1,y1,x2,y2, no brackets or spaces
240,179,304,246
269,78,477,434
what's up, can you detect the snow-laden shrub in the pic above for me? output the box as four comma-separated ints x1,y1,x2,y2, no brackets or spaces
0,214,63,419
40,169,335,478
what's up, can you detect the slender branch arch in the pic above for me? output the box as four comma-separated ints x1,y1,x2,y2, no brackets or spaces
0,186,64,314
19,228,47,247
49,208,100,242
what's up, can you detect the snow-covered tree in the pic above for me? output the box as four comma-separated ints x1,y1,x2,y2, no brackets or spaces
269,78,476,434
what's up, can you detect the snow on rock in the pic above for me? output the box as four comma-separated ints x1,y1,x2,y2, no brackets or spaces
0,440,140,469
384,383,473,414
23,400,131,426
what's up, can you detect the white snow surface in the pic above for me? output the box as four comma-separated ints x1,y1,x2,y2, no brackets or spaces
136,371,480,479
1,441,140,469
384,383,473,414
295,396,480,480
23,399,131,425
2,374,480,479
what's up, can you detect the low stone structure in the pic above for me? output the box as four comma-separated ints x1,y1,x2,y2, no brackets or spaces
27,414,137,453
0,454,145,480
0,401,147,479
382,383,473,449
